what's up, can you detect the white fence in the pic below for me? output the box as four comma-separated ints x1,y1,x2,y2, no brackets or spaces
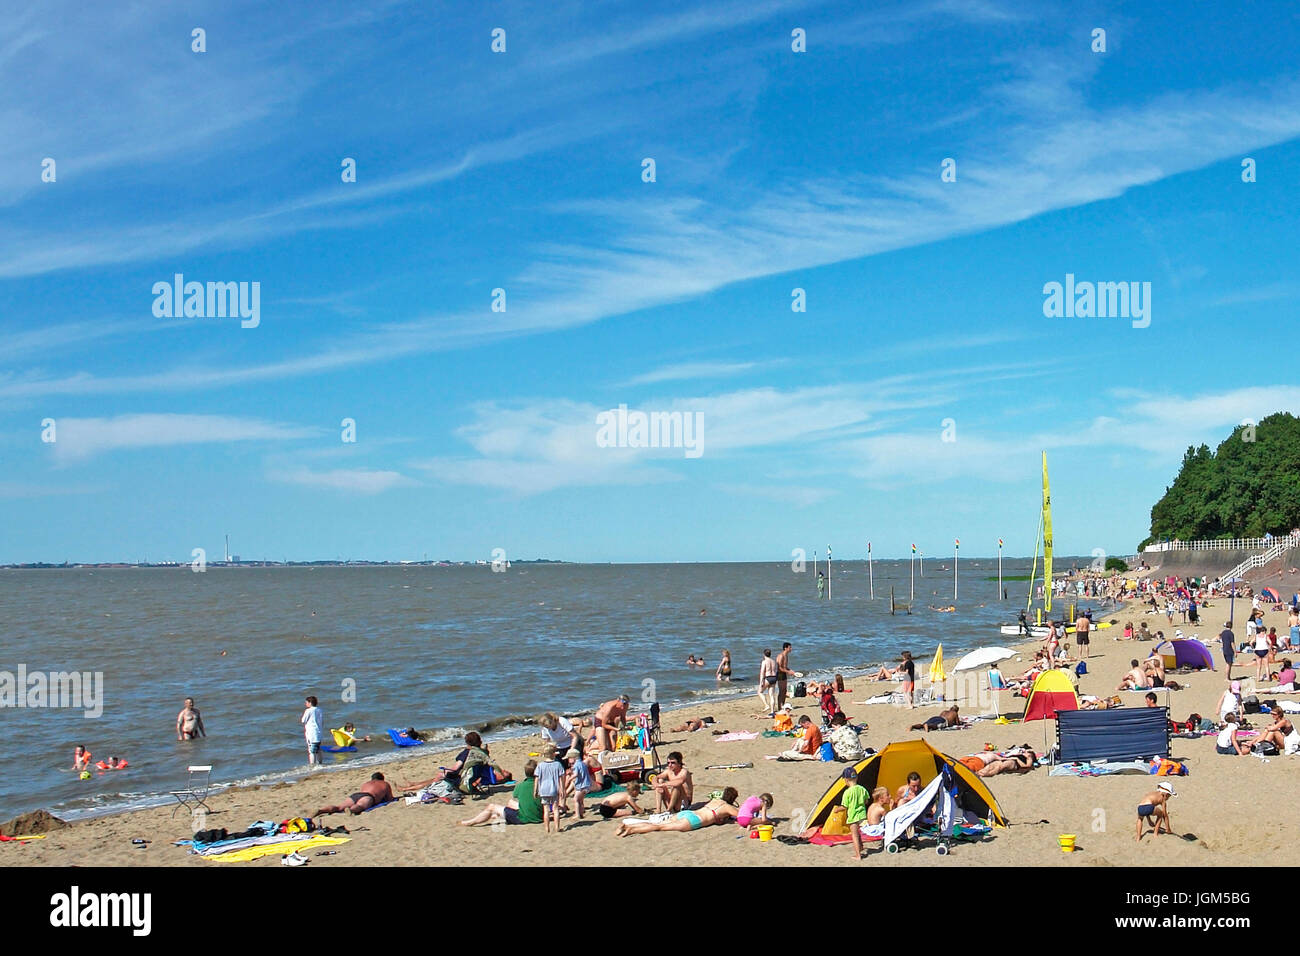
1142,532,1300,554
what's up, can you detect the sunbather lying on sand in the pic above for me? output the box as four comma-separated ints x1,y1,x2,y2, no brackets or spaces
978,751,1037,777
316,772,393,815
595,781,645,819
616,789,740,836
670,716,719,733
909,705,960,732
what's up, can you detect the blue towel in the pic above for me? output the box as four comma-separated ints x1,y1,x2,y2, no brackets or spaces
322,745,357,753
387,728,425,747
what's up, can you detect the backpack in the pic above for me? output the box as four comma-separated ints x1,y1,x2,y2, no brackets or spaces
1244,695,1262,714
1255,740,1279,756
794,681,807,698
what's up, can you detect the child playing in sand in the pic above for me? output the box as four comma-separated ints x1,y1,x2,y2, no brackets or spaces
1136,782,1176,840
566,747,595,818
840,768,868,860
594,780,645,819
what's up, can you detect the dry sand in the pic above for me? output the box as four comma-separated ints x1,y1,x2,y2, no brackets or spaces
5,588,1298,868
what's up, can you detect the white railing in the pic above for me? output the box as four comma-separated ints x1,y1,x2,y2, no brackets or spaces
1222,536,1298,583
1142,532,1300,554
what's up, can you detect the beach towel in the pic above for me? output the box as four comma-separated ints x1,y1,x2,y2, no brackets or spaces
864,693,899,705
205,835,349,863
387,728,425,747
761,730,792,737
713,731,759,742
321,745,357,753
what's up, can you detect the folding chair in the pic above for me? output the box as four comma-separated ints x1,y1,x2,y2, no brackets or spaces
171,765,213,817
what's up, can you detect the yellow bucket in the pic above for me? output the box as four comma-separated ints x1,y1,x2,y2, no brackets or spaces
1058,834,1077,853
756,825,774,842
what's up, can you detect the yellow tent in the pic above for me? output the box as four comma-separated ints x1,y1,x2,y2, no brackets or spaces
801,739,1007,836
929,644,945,683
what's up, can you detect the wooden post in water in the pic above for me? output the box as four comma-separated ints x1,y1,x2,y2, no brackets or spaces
868,541,874,600
827,545,832,601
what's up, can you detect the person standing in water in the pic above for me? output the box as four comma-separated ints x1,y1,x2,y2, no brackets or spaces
716,649,732,683
817,571,826,598
176,697,206,741
776,642,794,709
758,649,778,715
301,695,324,766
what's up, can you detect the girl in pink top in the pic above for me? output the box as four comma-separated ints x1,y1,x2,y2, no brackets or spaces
737,793,773,828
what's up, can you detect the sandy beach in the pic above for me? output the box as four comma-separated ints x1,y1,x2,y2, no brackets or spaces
6,582,1299,868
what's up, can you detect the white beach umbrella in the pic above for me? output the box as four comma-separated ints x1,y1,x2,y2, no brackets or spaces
953,646,1017,672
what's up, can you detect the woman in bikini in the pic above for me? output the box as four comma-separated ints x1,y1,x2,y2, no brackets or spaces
716,650,732,683
977,750,1037,777
615,788,740,836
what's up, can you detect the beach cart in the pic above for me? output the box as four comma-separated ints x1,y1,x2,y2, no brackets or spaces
598,744,664,785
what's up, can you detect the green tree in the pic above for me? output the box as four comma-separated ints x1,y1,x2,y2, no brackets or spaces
1143,412,1300,550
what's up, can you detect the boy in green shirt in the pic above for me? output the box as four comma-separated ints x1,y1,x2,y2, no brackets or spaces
840,766,868,859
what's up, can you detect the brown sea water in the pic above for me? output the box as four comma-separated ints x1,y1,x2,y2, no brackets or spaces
0,558,1075,820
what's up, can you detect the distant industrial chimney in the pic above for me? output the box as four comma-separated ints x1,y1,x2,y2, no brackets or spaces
225,534,230,564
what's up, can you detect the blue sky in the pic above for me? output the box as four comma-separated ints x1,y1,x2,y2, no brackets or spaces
3,0,1300,563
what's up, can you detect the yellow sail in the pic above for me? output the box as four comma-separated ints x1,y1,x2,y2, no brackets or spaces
1042,451,1053,614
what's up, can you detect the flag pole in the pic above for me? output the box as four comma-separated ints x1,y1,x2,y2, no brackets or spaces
919,548,923,578
910,544,915,602
827,545,832,601
954,538,959,601
998,538,1004,600
868,541,874,600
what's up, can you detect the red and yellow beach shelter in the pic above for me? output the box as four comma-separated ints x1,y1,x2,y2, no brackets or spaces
1022,668,1079,722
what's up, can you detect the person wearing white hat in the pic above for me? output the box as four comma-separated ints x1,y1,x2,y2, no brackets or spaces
1136,782,1176,840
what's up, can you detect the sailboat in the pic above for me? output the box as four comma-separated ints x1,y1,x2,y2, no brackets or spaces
999,452,1056,638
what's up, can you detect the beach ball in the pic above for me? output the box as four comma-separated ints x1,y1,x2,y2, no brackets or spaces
79,771,91,780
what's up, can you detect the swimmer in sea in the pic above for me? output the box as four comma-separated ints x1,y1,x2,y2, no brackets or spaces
72,745,92,771
176,697,206,741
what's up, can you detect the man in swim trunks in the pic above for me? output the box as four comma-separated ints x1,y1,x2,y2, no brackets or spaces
775,642,794,709
593,695,630,752
1136,782,1175,840
1075,612,1091,659
909,705,960,732
316,772,394,816
176,697,206,741
652,752,694,812
615,788,740,836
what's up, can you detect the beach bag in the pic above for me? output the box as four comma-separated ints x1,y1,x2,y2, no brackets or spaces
1244,695,1261,714
193,828,228,843
794,681,807,698
822,805,849,836
818,742,835,761
1074,662,1088,677
1254,741,1279,756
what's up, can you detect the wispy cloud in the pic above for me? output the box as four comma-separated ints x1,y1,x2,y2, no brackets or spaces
622,361,763,386
45,414,317,463
717,483,838,507
270,466,418,494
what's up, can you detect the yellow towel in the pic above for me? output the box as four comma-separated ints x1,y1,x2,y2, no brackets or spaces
205,835,349,863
